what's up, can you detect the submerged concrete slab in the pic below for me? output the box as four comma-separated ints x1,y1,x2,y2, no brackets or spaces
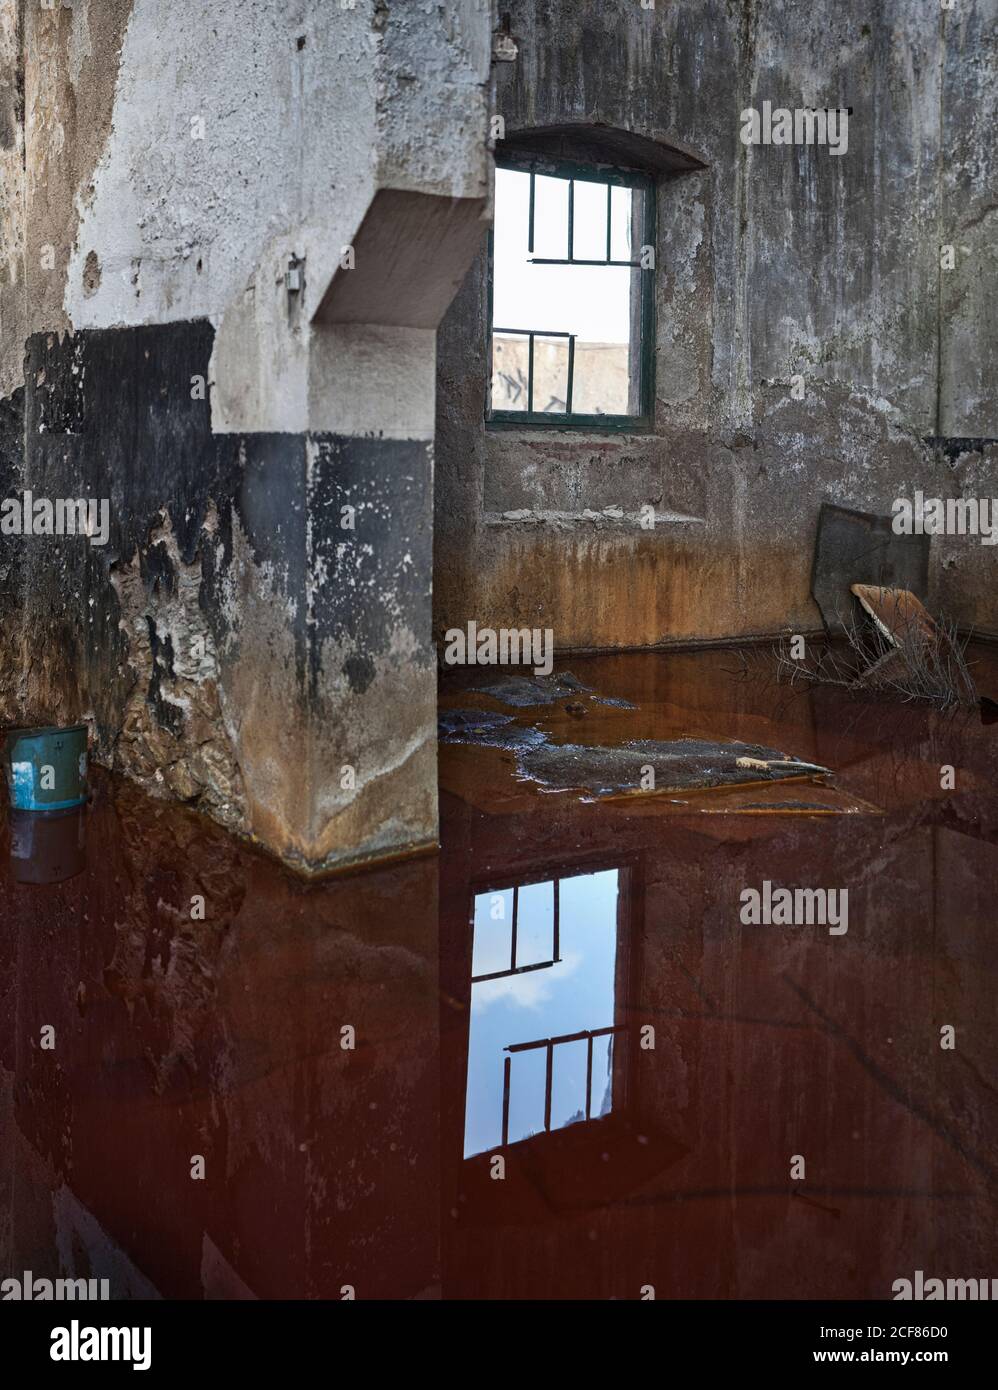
512,737,830,798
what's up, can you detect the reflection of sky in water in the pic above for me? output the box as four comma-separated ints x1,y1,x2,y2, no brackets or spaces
464,869,620,1158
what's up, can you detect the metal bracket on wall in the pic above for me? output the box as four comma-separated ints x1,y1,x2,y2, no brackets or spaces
285,255,304,294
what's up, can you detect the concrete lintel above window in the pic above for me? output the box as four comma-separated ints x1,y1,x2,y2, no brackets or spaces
496,122,708,178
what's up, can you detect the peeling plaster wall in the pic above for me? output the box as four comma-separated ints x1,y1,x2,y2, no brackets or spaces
19,0,133,361
0,0,494,873
434,0,998,652
0,322,438,875
0,0,26,403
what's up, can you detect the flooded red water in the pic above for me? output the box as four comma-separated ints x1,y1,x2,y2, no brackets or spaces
3,645,997,1299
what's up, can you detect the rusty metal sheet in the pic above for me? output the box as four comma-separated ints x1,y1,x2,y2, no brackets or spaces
811,503,930,635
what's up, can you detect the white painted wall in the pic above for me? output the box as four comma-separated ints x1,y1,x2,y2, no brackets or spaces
58,0,493,438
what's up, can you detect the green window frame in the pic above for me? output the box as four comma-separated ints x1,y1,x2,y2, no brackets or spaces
487,155,656,432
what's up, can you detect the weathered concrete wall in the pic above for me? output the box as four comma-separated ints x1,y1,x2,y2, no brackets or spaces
0,0,27,401
434,0,998,651
2,323,439,873
0,1,494,872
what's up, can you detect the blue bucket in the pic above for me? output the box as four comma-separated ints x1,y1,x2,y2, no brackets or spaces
3,724,89,811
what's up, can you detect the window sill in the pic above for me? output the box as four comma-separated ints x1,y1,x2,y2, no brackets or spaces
483,508,705,531
486,416,654,436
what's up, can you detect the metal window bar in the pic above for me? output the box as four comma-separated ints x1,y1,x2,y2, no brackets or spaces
526,172,642,266
529,257,641,266
472,958,562,985
510,884,518,974
502,1055,511,1147
500,1025,626,1146
527,170,535,255
567,177,574,262
585,1032,594,1121
492,327,576,414
552,877,560,963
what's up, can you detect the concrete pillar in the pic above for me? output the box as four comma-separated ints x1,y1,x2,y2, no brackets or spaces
0,0,496,873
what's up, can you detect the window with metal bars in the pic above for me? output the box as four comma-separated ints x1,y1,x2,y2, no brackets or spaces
500,1026,625,1148
464,868,624,1157
487,157,655,429
470,879,561,984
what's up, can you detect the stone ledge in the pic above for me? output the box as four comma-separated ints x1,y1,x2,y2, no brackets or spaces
482,507,706,530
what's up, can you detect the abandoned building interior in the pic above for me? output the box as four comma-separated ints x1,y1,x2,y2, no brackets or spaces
1,0,997,1308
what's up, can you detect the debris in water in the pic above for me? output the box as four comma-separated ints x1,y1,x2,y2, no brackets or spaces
720,800,864,815
439,685,837,806
438,707,515,737
849,585,977,706
471,671,636,710
514,737,830,798
438,707,545,751
475,672,592,706
850,645,910,690
850,584,942,648
777,584,978,710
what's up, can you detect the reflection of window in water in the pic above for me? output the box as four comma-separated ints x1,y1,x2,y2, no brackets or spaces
464,869,621,1158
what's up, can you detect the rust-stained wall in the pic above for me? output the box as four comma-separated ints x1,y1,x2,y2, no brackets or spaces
434,0,998,651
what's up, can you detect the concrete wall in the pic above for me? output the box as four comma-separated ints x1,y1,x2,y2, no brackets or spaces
434,0,998,652
0,0,494,872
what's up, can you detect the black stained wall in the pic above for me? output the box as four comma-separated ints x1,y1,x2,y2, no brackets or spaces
0,322,436,873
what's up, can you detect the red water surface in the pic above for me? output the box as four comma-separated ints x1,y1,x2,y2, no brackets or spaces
2,645,997,1299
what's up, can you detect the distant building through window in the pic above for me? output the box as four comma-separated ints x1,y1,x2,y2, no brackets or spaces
488,158,655,428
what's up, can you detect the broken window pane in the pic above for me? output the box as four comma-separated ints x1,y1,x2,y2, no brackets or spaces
530,172,570,258
590,1031,614,1119
609,183,633,262
507,1048,547,1146
471,887,513,977
530,334,571,415
550,1038,589,1131
490,332,529,412
571,176,608,261
515,878,555,967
